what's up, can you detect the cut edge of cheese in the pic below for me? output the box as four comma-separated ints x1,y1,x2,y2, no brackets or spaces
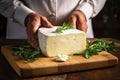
38,27,86,57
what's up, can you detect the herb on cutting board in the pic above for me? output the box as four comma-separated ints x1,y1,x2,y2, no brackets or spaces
12,42,41,62
55,23,73,33
84,39,117,59
12,39,117,62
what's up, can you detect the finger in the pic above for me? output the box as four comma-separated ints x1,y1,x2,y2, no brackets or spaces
75,10,88,32
27,32,38,48
76,17,87,32
77,22,88,32
26,24,39,48
68,15,77,29
41,16,53,28
25,13,41,48
26,31,38,48
26,26,38,48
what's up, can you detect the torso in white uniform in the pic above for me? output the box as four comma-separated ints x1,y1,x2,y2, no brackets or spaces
6,0,94,39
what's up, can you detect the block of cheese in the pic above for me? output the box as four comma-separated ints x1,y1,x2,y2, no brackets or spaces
38,26,86,57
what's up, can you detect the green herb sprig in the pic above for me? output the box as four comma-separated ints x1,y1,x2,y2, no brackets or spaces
55,23,73,33
85,39,117,59
12,42,41,62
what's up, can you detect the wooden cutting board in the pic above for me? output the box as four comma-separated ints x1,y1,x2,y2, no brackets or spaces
1,45,119,78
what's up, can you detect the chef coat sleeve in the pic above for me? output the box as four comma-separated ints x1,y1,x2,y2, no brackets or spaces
75,0,106,21
0,0,34,26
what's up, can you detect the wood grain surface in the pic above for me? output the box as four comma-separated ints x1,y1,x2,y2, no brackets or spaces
1,45,118,78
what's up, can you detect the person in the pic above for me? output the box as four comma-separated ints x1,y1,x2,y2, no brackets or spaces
0,0,106,48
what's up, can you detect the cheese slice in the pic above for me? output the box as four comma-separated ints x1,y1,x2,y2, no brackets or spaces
38,26,86,57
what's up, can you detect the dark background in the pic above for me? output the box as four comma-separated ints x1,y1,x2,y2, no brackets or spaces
92,0,120,39
0,0,120,39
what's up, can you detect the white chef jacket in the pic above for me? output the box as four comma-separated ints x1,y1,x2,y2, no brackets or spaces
0,0,106,39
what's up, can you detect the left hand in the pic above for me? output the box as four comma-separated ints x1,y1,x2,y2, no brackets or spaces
68,10,88,32
24,13,53,48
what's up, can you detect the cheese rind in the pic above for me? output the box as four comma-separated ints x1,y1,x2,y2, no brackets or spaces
38,26,86,57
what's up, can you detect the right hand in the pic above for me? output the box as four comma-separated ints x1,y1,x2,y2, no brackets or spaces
68,10,88,32
24,13,53,48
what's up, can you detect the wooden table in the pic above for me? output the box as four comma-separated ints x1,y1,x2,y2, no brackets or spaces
0,38,120,80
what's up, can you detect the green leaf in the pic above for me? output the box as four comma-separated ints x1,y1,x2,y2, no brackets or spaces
84,39,117,59
12,41,41,62
55,23,73,33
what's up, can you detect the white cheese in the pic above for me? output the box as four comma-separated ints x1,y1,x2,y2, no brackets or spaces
55,54,70,62
38,26,86,57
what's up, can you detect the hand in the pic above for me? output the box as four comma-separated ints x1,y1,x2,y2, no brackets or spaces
68,10,88,32
25,13,53,48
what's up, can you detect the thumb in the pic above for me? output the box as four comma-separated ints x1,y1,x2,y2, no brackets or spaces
41,16,53,28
